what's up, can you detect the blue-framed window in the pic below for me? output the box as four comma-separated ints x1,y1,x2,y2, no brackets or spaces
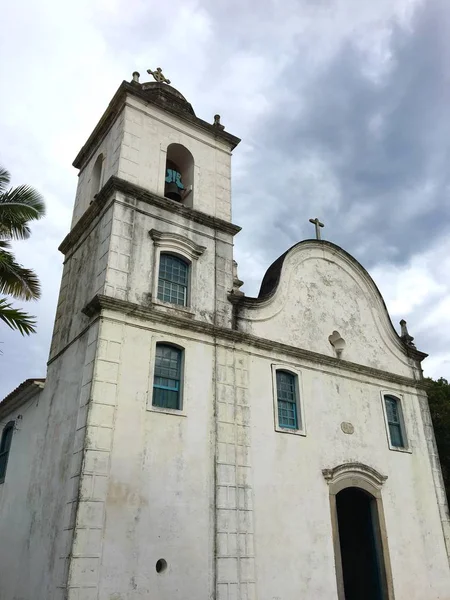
384,395,405,448
0,421,14,484
276,371,299,429
153,344,182,410
157,254,189,306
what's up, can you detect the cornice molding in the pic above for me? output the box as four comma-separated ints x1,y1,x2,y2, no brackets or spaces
149,229,206,259
59,176,241,256
82,294,425,389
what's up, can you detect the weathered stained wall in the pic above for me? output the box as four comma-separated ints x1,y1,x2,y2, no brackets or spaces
118,98,233,222
66,314,217,600
50,205,113,359
0,331,95,600
105,197,235,326
72,112,124,227
247,350,450,599
239,242,417,378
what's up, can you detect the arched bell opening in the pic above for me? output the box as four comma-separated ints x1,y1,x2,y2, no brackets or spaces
164,144,194,205
91,153,104,202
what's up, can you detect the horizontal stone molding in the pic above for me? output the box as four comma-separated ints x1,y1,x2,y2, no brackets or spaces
59,176,241,256
82,294,426,390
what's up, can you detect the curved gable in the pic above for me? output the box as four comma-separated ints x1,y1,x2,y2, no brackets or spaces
239,240,424,377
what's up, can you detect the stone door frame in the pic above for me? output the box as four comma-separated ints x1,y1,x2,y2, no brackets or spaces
322,463,395,600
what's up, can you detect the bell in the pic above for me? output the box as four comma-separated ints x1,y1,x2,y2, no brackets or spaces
165,181,182,202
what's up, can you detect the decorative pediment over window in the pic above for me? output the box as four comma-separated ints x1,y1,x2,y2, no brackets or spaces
322,462,388,490
149,229,206,260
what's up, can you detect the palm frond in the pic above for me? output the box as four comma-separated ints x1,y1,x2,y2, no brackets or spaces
0,184,45,240
0,167,10,194
0,297,36,335
0,248,41,300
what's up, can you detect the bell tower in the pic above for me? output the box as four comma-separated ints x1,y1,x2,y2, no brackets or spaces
50,68,241,360
46,69,245,600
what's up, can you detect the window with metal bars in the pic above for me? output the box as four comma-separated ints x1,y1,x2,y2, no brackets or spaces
157,254,189,306
0,421,14,483
384,395,405,448
276,370,299,429
153,344,182,410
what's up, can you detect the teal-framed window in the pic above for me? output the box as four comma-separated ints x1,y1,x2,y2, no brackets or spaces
157,254,189,306
276,370,299,430
153,344,183,410
384,395,405,448
0,421,14,484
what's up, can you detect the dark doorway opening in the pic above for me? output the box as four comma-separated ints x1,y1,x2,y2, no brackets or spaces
336,487,387,600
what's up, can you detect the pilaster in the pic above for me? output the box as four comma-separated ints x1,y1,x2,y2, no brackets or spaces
215,345,257,600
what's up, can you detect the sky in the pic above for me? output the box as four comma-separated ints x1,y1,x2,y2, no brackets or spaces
1,0,450,397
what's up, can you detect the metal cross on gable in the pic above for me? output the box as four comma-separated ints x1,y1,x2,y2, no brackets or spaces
147,67,171,85
309,217,324,240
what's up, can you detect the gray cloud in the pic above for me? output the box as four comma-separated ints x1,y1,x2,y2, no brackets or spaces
1,0,450,396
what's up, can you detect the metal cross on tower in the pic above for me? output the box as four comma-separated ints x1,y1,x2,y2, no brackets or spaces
309,217,324,240
147,67,171,85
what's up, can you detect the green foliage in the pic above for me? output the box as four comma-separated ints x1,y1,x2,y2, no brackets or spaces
425,377,450,503
0,298,36,335
0,166,45,336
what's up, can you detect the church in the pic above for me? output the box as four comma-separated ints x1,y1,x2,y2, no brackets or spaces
0,68,449,600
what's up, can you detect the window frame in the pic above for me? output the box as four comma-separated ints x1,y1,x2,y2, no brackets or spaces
271,364,306,436
148,341,187,417
0,421,15,484
149,229,206,315
157,253,190,307
380,391,411,453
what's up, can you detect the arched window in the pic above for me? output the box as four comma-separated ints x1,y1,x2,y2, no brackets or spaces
153,344,183,410
91,153,104,201
164,144,194,204
276,370,299,430
157,254,189,306
0,421,14,483
384,395,405,448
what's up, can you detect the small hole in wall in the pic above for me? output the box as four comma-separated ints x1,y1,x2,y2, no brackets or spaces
156,559,167,573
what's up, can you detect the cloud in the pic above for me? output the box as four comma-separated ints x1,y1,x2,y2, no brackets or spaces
1,0,449,397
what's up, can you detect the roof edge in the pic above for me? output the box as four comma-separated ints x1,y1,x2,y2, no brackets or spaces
0,378,45,419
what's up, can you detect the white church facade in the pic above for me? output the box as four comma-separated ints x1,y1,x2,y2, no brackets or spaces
0,69,449,600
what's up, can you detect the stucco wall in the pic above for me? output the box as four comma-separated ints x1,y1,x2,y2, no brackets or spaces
72,112,124,227
239,242,416,378
0,333,93,600
118,98,233,222
64,315,216,600
248,350,450,599
105,197,235,327
50,205,113,359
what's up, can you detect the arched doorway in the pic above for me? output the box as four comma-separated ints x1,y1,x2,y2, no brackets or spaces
336,487,387,600
322,463,394,600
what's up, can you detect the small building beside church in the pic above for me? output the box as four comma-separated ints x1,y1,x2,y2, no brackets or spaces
0,68,449,600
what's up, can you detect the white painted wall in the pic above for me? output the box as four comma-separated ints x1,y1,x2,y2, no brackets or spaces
0,332,95,600
104,198,235,326
72,113,124,227
91,318,216,600
239,242,416,377
71,91,234,230
248,352,450,599
119,98,233,222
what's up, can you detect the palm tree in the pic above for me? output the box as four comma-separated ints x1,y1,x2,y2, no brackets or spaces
0,166,45,335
